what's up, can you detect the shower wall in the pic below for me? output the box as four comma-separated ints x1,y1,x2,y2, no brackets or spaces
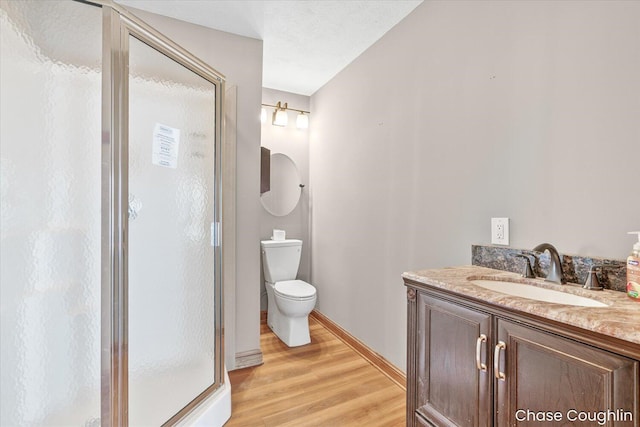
1,1,227,424
0,1,102,424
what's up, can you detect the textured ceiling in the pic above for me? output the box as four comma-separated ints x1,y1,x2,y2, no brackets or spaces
115,0,423,95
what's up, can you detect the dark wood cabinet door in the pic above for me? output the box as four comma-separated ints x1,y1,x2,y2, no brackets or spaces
495,319,639,427
415,293,492,427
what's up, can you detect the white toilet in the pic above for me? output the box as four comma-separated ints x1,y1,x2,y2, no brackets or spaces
261,239,317,347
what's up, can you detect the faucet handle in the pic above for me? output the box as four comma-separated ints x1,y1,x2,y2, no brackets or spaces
514,254,535,278
583,264,625,291
583,266,603,290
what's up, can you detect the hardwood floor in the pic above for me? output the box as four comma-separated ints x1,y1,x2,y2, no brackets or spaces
226,316,406,426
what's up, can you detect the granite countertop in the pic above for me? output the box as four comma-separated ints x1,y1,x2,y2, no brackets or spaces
403,265,640,346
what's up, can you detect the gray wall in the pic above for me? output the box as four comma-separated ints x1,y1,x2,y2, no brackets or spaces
309,0,640,371
129,8,263,368
260,88,311,309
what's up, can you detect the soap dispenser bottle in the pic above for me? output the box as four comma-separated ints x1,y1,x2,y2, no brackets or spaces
627,231,640,301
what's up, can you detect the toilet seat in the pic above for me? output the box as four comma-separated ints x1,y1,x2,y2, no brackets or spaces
274,280,316,301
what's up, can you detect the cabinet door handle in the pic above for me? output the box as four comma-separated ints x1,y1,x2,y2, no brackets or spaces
475,334,487,372
494,341,506,381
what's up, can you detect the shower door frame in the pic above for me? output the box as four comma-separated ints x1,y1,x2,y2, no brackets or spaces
96,1,226,425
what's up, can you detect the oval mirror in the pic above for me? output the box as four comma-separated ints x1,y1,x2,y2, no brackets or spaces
260,153,301,216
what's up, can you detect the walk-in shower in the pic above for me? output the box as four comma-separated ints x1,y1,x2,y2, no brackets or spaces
0,0,229,425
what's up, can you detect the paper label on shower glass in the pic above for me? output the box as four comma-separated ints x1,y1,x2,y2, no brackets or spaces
152,123,180,168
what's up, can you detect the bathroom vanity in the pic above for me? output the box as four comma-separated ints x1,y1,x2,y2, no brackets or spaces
403,266,640,427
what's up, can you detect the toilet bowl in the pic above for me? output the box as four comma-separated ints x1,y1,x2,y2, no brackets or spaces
265,279,316,346
261,239,317,347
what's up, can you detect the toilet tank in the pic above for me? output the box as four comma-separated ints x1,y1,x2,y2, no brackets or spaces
260,239,302,283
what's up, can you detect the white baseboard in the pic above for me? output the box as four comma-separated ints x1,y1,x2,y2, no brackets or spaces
233,349,264,370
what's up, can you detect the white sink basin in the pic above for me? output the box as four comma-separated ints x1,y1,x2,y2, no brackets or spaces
470,279,608,307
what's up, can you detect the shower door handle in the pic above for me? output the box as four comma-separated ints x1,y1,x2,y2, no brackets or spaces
211,222,221,247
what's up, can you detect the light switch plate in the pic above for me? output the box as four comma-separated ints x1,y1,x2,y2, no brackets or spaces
491,218,509,245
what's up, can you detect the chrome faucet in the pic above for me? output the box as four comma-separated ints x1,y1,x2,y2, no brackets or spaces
532,243,563,284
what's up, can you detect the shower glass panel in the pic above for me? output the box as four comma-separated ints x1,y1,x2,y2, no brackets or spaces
0,0,102,425
127,35,217,424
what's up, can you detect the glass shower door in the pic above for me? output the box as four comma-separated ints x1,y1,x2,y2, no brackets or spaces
127,35,219,425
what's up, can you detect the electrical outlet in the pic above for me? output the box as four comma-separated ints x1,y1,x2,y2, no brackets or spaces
491,218,510,245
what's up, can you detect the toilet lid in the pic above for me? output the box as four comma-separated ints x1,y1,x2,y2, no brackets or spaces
274,280,316,299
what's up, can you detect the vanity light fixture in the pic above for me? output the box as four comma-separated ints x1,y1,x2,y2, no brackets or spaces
262,101,310,129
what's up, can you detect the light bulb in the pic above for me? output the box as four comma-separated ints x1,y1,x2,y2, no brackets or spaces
296,112,309,129
273,109,288,126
